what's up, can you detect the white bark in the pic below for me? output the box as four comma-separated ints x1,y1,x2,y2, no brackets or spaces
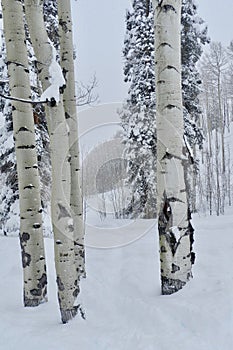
57,0,85,279
2,0,47,306
153,0,195,294
24,0,79,323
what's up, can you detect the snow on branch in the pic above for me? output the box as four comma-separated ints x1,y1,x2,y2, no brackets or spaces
0,42,66,107
40,43,66,104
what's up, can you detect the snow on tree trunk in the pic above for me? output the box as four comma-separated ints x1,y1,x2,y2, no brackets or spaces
153,0,195,294
57,0,85,279
2,0,47,306
24,0,79,323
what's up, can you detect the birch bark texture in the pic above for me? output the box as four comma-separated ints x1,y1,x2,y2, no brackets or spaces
24,1,79,323
57,0,85,279
153,0,195,294
2,0,47,306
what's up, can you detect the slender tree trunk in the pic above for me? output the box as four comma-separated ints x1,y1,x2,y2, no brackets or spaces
24,0,79,323
205,90,213,214
153,0,195,294
206,150,212,215
57,0,85,279
217,73,225,214
2,0,47,306
191,146,197,213
217,74,226,174
215,127,221,216
227,144,232,206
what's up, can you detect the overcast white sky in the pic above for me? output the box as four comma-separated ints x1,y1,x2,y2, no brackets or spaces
72,0,233,105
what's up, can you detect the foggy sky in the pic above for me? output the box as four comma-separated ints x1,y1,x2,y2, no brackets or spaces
197,0,233,46
72,0,233,105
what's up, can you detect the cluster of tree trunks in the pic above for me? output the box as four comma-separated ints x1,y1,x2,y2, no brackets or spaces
2,0,84,323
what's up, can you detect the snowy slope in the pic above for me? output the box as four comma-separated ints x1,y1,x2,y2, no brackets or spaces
1,210,233,350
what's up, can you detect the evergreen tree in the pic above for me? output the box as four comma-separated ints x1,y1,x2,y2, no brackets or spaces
43,0,59,50
181,0,209,149
119,0,156,219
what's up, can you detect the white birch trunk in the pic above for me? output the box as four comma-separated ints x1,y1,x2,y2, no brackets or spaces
2,0,47,306
153,0,195,294
215,125,221,216
57,0,85,279
217,74,226,214
24,1,79,323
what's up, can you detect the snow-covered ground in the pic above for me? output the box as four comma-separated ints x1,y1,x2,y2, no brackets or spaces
1,104,233,348
1,209,233,350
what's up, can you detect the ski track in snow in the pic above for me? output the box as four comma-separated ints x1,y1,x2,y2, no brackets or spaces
1,210,233,350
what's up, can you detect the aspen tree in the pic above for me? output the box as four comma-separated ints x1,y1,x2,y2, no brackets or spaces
57,0,85,279
2,0,47,305
24,0,79,323
152,0,195,294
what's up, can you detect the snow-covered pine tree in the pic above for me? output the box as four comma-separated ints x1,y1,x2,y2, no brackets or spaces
181,0,209,138
119,0,156,219
43,0,59,51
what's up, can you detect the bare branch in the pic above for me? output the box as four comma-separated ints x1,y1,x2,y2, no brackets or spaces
0,92,53,106
76,75,99,107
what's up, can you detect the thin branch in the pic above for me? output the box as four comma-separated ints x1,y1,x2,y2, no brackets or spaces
76,75,99,107
0,92,49,105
